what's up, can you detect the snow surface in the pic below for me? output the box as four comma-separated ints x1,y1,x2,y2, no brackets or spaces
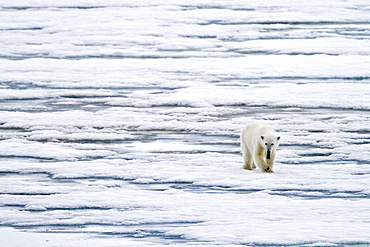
1,0,370,246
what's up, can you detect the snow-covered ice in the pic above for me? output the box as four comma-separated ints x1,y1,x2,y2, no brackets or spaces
1,0,370,246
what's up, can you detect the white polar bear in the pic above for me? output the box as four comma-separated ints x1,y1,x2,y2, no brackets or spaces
240,123,280,173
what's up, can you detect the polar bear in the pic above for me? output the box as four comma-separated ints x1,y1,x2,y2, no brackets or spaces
241,123,280,173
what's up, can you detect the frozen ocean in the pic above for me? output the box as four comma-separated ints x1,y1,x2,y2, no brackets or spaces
1,0,370,246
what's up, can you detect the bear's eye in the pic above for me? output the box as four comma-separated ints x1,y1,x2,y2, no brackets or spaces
271,143,274,146
265,143,268,145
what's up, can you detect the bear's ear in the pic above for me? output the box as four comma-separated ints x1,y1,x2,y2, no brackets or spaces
277,136,280,141
261,136,264,140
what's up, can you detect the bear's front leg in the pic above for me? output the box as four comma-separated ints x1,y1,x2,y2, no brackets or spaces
254,151,273,173
265,153,275,173
261,163,273,173
264,166,274,173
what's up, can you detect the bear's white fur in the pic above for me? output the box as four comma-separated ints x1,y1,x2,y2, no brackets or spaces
241,123,280,173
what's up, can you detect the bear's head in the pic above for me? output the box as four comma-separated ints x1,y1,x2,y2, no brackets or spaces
261,135,280,159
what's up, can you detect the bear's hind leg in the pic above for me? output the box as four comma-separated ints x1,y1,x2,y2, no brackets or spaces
243,159,255,170
241,142,254,170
